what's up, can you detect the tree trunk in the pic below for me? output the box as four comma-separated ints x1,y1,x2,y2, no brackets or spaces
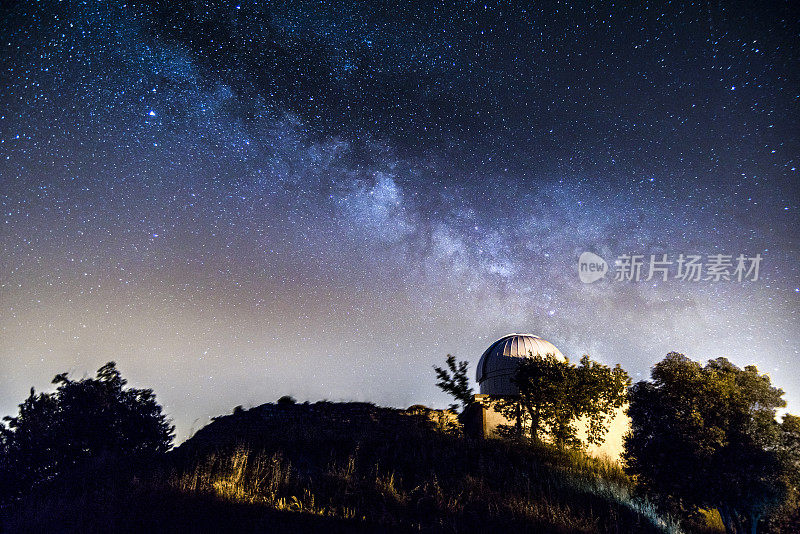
525,404,540,443
749,511,760,534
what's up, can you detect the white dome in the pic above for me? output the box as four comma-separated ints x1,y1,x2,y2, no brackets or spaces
476,333,565,395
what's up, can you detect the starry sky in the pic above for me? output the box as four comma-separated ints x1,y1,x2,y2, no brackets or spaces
1,0,798,442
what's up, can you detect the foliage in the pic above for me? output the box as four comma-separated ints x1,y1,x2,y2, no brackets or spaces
0,361,174,502
1,398,680,533
277,395,297,405
623,352,800,534
433,354,474,412
496,354,629,448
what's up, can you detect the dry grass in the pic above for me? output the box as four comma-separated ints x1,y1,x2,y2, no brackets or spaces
164,402,682,533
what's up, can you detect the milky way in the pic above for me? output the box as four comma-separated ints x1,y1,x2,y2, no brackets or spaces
1,1,798,441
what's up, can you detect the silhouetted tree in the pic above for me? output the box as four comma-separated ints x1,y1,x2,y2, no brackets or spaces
0,362,173,501
277,395,297,405
498,353,629,447
624,352,800,534
434,354,474,412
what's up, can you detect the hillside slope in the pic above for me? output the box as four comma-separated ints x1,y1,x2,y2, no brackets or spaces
169,401,677,533
1,401,680,533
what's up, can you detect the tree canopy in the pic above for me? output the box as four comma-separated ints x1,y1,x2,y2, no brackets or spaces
433,354,474,412
623,352,800,534
0,362,174,501
499,353,629,448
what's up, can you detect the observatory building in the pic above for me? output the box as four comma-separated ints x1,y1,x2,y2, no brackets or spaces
464,333,629,461
476,333,565,395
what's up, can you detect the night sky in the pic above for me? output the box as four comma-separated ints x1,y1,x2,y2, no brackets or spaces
1,1,798,441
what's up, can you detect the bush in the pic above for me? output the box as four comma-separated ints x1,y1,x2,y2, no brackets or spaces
0,362,174,503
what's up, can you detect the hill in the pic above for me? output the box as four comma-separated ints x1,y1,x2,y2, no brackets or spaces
2,401,680,533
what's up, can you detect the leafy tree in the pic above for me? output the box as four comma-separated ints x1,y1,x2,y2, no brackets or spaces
434,354,474,412
495,352,569,441
0,362,174,501
623,352,800,534
499,353,629,447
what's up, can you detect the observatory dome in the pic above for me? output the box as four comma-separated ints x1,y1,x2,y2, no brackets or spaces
476,333,565,395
